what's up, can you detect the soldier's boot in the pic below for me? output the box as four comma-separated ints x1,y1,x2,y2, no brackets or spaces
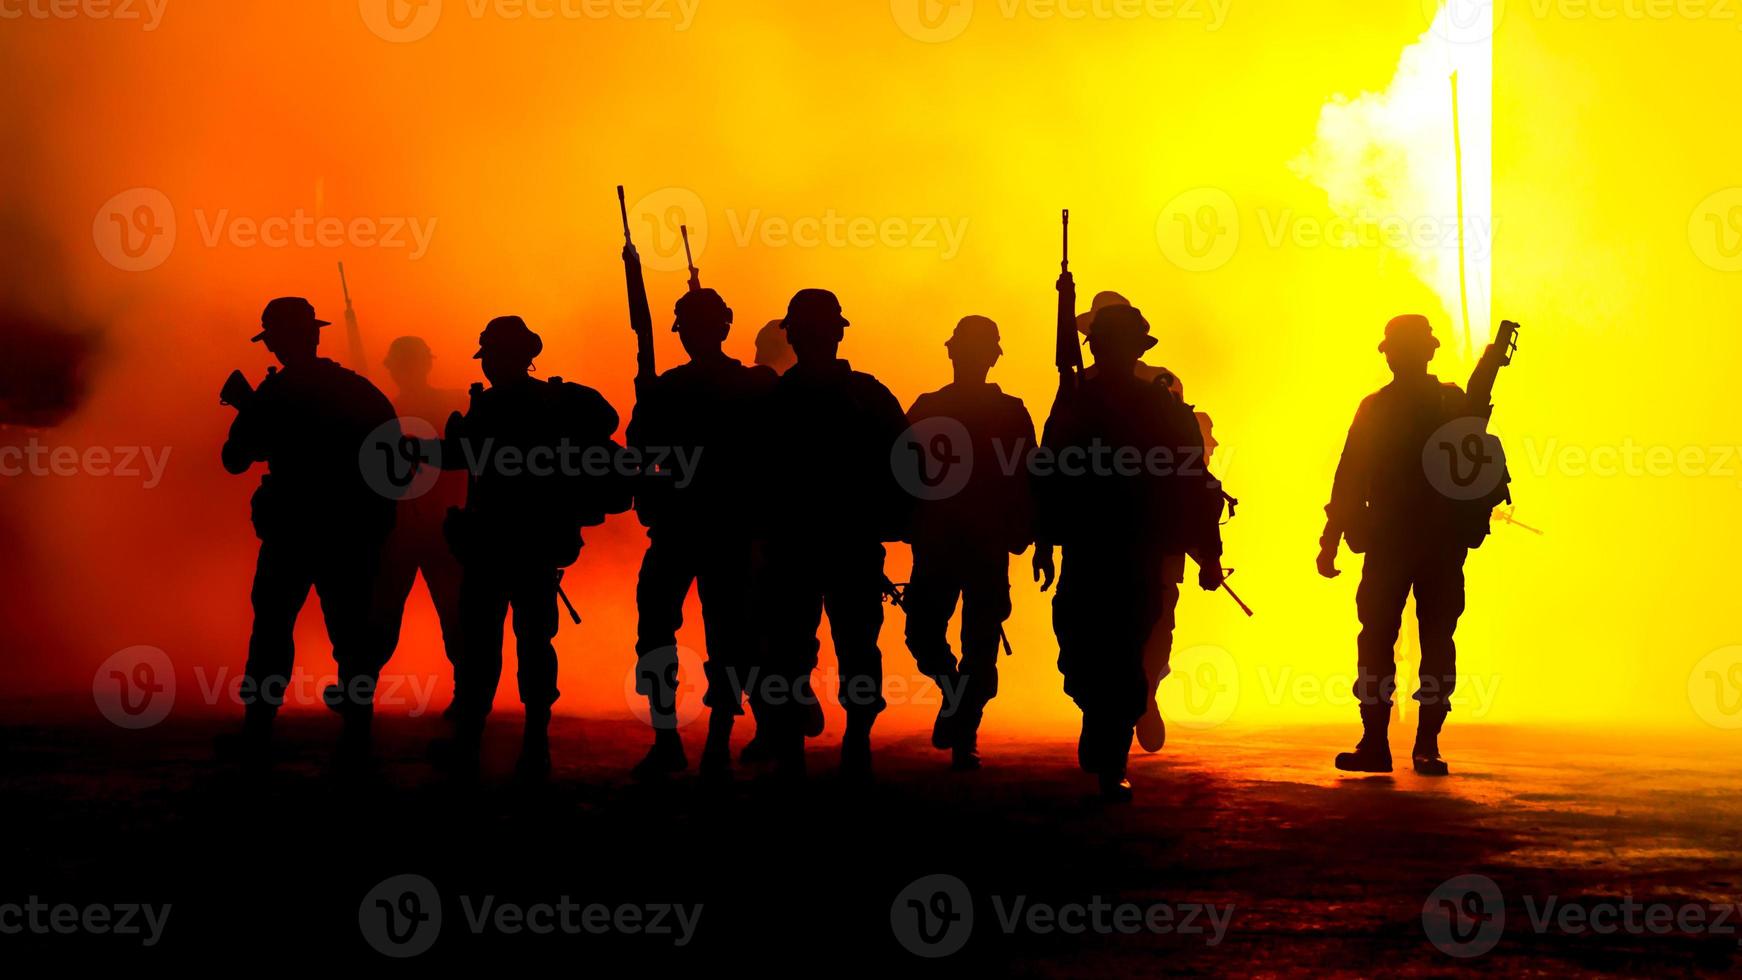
430,712,485,773
516,707,552,778
927,668,961,750
1412,704,1450,777
1334,704,1394,773
1135,671,1167,754
215,704,275,766
841,711,875,782
1098,724,1135,803
699,710,735,783
797,675,826,739
633,727,688,781
950,729,982,772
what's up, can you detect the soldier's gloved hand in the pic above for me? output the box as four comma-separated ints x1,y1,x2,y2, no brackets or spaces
1032,545,1056,592
1316,544,1341,579
1198,562,1222,593
1057,270,1074,293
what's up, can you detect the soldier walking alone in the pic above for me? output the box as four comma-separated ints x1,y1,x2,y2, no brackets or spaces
1319,314,1517,776
900,316,1036,771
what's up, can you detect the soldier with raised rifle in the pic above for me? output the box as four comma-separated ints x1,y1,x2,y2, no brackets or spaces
217,297,399,764
1318,315,1518,777
621,192,778,781
1033,214,1226,801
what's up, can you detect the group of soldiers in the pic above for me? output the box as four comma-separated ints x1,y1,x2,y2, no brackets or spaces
217,245,1508,802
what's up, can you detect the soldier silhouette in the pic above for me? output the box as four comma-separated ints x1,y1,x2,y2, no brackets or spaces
325,337,469,718
626,288,776,782
1319,315,1476,776
218,297,399,763
758,289,910,780
1033,305,1224,801
901,316,1036,770
433,316,627,776
753,319,797,376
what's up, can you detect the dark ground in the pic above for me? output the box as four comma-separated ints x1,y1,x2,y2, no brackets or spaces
2,701,1739,975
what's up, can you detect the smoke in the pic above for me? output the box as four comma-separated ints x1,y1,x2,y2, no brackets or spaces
0,216,103,429
1292,1,1492,354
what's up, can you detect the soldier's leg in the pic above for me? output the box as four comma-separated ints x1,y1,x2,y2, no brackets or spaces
954,553,1012,754
509,566,562,774
758,540,827,765
511,567,562,713
902,547,964,749
1410,549,1467,775
316,545,386,754
693,538,757,775
824,542,888,776
453,563,510,722
825,543,889,721
370,530,421,671
1338,551,1413,772
241,541,314,729
634,532,696,728
632,532,697,777
419,535,467,672
1136,554,1185,753
694,538,755,716
1353,552,1414,709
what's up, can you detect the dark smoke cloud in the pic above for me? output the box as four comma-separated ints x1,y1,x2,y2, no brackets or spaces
0,214,103,428
0,313,99,427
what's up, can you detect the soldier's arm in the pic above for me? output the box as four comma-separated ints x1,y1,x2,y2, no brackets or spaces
220,385,273,474
1321,400,1373,552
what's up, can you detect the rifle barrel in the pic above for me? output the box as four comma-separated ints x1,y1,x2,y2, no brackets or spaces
617,185,632,243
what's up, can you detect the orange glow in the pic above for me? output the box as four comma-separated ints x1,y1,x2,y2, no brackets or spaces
3,1,1740,741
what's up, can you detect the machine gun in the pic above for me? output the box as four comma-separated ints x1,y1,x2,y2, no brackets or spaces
883,576,1014,657
618,185,657,390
